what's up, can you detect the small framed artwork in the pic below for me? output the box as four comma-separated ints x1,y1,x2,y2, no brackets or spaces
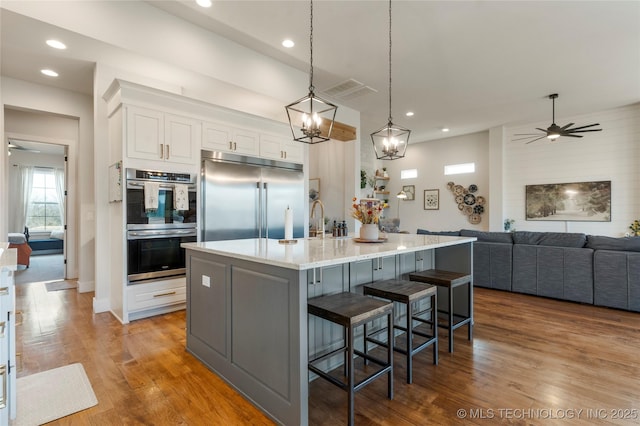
424,189,439,210
402,185,415,201
309,178,320,201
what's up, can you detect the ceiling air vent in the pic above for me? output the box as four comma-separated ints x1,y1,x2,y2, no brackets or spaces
321,79,377,100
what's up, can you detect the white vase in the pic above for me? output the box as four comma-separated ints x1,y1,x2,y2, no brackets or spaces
360,223,379,240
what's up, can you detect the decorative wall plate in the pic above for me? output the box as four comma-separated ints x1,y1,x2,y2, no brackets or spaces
457,203,465,211
455,195,464,204
463,193,476,205
468,213,481,224
453,185,464,195
468,184,478,193
473,205,484,214
463,205,473,215
447,182,455,189
476,196,486,205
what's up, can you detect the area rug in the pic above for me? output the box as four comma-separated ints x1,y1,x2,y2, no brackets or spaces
45,280,77,292
12,363,98,426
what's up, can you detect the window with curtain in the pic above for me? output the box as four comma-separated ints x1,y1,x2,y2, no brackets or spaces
25,168,63,232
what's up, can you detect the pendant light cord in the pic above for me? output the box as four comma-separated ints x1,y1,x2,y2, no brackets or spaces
309,0,314,93
387,0,393,124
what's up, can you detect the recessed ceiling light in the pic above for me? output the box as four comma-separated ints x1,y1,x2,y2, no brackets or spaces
41,69,59,77
405,111,414,117
196,0,212,7
282,39,295,48
46,39,66,50
442,128,450,132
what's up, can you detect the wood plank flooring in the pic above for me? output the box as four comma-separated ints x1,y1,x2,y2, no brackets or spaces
16,282,640,425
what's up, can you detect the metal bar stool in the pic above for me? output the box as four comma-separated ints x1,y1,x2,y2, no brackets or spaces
308,292,394,426
363,279,438,384
409,269,472,353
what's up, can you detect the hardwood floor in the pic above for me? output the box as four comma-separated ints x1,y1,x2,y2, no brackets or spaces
16,283,640,425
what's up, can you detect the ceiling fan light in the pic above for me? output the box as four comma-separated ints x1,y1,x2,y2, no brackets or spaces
547,133,561,140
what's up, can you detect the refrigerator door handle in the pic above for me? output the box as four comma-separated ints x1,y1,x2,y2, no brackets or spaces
256,181,262,239
263,182,269,239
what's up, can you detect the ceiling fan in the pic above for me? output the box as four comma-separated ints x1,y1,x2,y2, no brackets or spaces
7,140,41,154
513,94,602,144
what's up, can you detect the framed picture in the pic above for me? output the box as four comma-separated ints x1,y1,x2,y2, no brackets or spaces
309,178,320,201
525,180,611,221
424,189,439,210
402,185,415,201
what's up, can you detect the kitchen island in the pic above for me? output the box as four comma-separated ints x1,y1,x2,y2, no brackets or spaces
182,233,475,425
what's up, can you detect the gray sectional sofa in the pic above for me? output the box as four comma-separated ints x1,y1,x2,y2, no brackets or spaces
417,228,640,312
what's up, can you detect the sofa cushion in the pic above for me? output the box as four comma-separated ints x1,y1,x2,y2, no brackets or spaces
586,235,640,252
416,229,460,236
459,229,513,243
512,231,586,248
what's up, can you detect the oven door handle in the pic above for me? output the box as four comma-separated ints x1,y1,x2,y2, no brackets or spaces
127,229,197,240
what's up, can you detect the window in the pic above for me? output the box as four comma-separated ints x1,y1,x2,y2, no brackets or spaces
26,169,63,232
444,162,475,175
400,169,418,179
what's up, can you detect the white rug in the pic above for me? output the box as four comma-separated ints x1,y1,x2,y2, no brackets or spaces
12,363,98,426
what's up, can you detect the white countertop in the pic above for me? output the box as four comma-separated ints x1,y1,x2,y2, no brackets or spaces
183,233,476,270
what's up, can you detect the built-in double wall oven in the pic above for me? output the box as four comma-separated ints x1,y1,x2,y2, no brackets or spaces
126,169,197,284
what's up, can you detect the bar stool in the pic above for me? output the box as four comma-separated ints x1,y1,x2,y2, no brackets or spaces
308,292,394,426
409,269,472,353
363,279,438,384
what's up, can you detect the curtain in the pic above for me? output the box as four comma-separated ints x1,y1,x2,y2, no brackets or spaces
54,167,65,224
16,166,35,233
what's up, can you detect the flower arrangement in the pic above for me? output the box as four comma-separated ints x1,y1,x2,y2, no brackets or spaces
629,220,640,237
504,218,515,232
352,197,383,224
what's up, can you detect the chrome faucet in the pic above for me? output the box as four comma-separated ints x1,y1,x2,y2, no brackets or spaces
310,199,325,238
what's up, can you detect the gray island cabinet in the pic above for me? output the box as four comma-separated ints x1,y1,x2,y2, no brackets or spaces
182,234,475,425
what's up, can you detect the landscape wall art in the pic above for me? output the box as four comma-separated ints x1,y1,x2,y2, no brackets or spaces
525,181,611,222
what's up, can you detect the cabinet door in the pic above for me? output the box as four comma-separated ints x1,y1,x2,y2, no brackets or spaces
280,139,304,163
202,121,233,152
232,128,259,156
165,114,199,165
259,134,284,160
126,106,164,161
373,255,397,281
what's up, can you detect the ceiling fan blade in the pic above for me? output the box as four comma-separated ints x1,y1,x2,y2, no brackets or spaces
563,134,583,138
512,135,544,142
535,128,548,133
566,123,601,131
525,135,548,144
560,123,574,130
567,129,603,133
513,133,544,137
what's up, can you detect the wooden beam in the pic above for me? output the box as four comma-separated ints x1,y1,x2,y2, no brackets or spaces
320,120,357,142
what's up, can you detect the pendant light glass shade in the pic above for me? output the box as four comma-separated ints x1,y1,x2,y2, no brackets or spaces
285,0,337,144
371,0,409,160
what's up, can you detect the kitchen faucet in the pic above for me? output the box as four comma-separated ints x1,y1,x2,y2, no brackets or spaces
310,199,325,238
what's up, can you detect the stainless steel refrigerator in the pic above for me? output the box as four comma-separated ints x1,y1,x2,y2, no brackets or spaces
201,151,305,241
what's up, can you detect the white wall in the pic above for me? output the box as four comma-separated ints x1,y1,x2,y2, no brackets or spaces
503,104,640,237
382,132,491,233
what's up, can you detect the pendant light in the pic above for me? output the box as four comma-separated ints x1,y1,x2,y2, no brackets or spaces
371,0,410,160
285,0,337,144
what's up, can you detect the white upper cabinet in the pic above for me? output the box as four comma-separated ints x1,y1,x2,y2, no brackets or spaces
202,121,259,156
126,106,199,165
260,133,304,163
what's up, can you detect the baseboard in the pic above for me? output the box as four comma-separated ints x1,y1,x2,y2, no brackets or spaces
93,296,110,313
77,280,94,293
